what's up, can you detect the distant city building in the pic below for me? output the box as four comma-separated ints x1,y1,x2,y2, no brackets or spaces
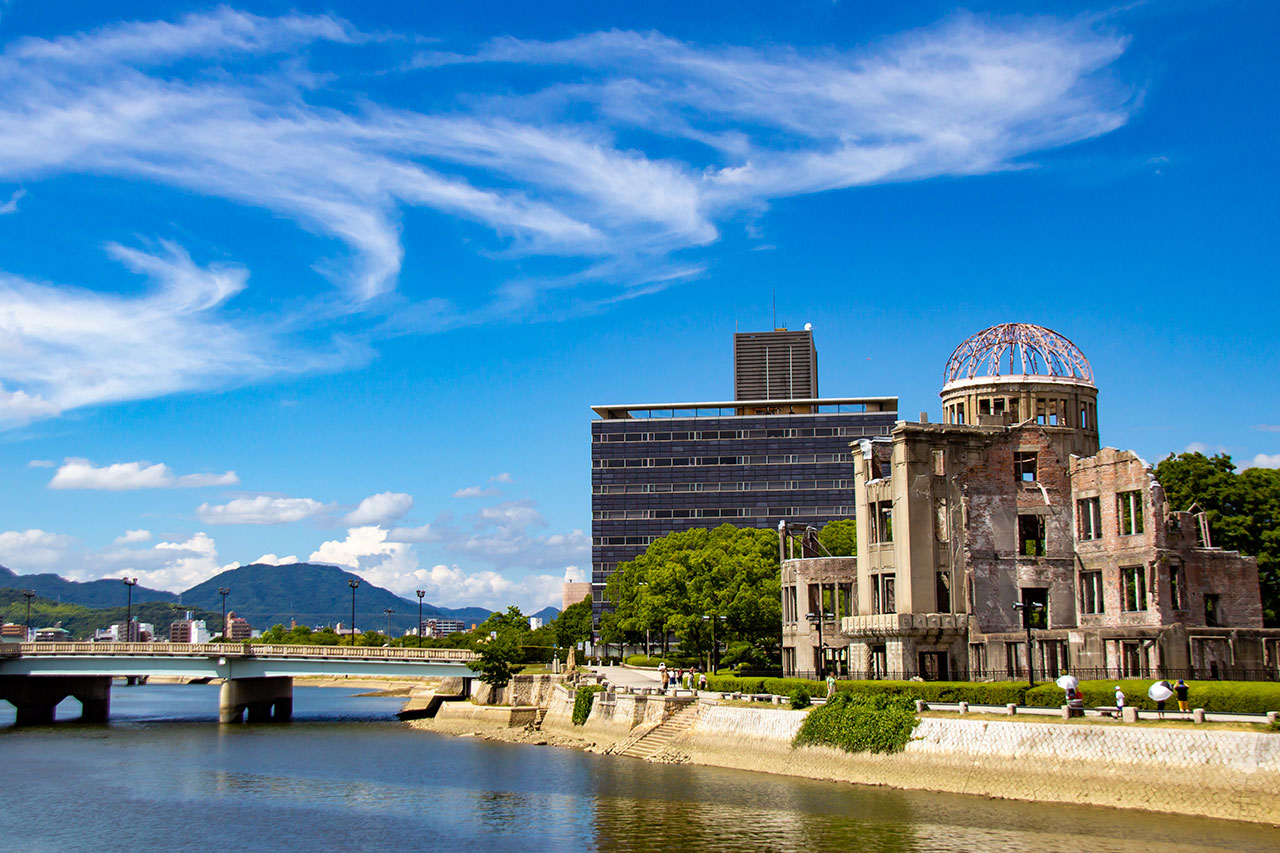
562,579,592,612
529,617,544,631
169,613,211,643
1,623,26,642
33,624,72,642
421,618,465,638
224,611,252,641
100,621,150,642
781,323,1280,681
591,325,897,619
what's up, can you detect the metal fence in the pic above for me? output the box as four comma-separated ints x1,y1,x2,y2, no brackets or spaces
749,667,1280,683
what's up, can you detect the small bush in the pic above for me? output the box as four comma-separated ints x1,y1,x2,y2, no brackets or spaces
795,693,919,754
572,685,603,725
789,685,812,709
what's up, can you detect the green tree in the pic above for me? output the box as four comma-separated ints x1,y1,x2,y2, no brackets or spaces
467,605,529,687
1154,452,1280,626
551,598,593,649
604,524,782,668
817,519,858,556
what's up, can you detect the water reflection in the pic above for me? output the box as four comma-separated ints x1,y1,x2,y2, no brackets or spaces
2,685,1277,852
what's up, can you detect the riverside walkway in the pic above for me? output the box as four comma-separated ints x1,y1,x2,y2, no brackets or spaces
0,642,477,725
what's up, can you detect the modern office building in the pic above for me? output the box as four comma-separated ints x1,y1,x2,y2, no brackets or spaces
591,327,898,616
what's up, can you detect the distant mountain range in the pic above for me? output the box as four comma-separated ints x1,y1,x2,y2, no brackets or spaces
0,562,559,636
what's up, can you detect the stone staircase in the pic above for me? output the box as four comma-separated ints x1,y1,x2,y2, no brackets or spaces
533,707,547,729
616,703,701,760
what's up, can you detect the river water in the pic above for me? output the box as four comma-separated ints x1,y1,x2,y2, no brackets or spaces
2,684,1277,852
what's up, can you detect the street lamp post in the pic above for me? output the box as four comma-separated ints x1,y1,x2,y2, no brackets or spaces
22,589,35,642
218,587,230,641
122,577,138,642
807,609,835,680
1011,599,1046,688
701,614,727,674
348,578,360,646
384,608,394,641
415,590,425,648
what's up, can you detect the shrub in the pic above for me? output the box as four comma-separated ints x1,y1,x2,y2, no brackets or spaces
795,693,919,754
572,685,604,726
1026,680,1280,714
789,685,812,709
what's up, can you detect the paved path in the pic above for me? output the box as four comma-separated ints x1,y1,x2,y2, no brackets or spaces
590,664,661,688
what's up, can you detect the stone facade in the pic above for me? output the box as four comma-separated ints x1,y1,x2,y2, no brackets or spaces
818,323,1280,681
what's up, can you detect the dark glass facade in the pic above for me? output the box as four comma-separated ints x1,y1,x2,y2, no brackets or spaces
590,406,898,610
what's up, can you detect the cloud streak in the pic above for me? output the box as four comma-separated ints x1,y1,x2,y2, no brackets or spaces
50,457,239,490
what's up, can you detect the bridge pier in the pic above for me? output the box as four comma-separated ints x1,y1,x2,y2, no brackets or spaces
219,677,292,723
0,676,112,725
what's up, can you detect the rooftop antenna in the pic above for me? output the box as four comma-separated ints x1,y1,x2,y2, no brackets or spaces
772,289,777,330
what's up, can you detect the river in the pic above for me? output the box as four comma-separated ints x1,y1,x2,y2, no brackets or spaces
2,684,1277,852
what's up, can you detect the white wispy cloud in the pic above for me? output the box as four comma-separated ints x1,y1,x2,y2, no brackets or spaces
0,9,1134,425
0,187,23,214
1240,453,1280,470
50,457,238,490
196,495,328,524
344,491,414,525
489,472,514,483
115,529,152,544
252,552,300,566
26,459,54,468
452,484,502,498
0,528,78,569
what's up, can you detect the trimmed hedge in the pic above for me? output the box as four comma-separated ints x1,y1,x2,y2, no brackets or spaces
572,685,603,726
623,654,698,668
795,693,919,754
705,676,1280,714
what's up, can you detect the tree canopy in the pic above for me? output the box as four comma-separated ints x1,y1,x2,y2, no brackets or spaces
1154,452,1280,626
602,523,782,667
817,519,858,556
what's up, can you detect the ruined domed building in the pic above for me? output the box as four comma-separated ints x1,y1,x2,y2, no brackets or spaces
781,323,1280,681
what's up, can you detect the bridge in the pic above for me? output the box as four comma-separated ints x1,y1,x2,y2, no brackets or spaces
0,642,478,725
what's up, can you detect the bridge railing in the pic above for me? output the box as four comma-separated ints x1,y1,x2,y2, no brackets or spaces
13,642,476,662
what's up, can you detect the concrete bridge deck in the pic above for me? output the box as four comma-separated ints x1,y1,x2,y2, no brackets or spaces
0,642,479,725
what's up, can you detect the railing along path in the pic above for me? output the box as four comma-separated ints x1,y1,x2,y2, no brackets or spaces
6,642,476,662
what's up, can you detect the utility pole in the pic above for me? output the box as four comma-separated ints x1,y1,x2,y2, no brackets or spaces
218,587,230,640
348,578,360,646
384,608,394,641
122,577,138,642
416,590,425,648
22,589,35,642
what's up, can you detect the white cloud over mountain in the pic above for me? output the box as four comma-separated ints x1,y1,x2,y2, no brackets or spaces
344,491,414,525
196,495,328,525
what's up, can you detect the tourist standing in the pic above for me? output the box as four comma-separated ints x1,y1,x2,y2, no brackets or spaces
1175,679,1190,712
1114,685,1125,711
699,671,708,691
659,661,668,691
826,671,836,700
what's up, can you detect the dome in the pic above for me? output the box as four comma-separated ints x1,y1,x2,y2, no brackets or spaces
943,323,1093,386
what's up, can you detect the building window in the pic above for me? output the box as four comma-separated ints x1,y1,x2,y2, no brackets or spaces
936,571,952,613
1006,642,1027,679
1020,588,1048,629
1121,565,1147,611
955,403,965,425
1018,514,1046,557
872,574,896,614
1077,497,1101,541
1014,451,1037,482
1117,490,1144,536
934,497,949,542
1169,561,1187,611
870,501,893,544
1080,570,1104,614
1204,593,1221,627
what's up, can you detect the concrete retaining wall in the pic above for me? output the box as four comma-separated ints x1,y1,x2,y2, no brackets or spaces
434,703,537,729
672,706,1280,824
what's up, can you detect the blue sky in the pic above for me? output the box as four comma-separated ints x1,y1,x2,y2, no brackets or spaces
0,1,1274,610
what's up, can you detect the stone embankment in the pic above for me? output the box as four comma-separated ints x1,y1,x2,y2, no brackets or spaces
403,675,1280,824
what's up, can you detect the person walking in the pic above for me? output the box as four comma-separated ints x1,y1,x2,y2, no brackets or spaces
1175,679,1190,713
659,661,668,691
1114,685,1126,715
826,671,836,700
698,671,708,691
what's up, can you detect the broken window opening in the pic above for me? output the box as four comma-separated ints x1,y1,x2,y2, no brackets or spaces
1014,451,1038,482
1121,565,1147,611
1076,497,1101,541
870,501,894,544
872,574,896,615
979,398,991,415
1021,588,1048,629
1170,561,1187,611
1018,514,1046,557
934,497,949,542
992,398,1006,416
1036,400,1047,425
1204,593,1221,627
936,571,952,613
1080,570,1104,614
955,403,965,425
1118,491,1144,536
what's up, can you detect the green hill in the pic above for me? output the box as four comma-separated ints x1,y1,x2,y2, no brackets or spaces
0,565,177,609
